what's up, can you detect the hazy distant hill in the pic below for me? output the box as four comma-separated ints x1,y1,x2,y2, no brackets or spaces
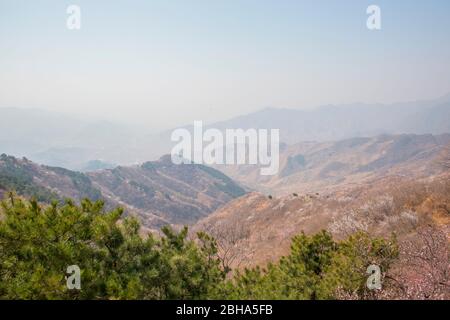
0,154,246,229
0,108,155,169
152,93,450,159
208,94,450,144
80,160,117,172
215,133,450,195
1,93,449,170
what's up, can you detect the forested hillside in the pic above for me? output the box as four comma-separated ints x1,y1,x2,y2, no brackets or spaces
0,154,246,229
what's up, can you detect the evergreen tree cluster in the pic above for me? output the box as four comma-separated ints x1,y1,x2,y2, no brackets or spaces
0,195,398,300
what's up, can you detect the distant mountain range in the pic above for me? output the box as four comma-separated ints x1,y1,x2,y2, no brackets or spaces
1,93,450,170
163,92,450,144
215,133,450,195
0,154,246,229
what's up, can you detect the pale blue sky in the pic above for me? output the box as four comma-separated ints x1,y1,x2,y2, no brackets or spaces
1,0,449,129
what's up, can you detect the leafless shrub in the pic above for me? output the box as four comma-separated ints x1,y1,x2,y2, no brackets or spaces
329,208,369,236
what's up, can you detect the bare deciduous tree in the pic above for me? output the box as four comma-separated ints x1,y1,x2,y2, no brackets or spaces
203,220,250,274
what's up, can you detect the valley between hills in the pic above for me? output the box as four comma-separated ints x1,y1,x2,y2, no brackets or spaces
1,133,449,251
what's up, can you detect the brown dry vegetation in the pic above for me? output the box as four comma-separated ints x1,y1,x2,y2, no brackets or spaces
194,173,450,270
193,169,450,299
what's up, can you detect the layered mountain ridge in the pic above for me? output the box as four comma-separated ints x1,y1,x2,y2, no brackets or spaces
0,154,246,229
1,93,449,170
215,133,450,195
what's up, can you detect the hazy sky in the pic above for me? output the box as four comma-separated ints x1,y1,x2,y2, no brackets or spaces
1,0,450,130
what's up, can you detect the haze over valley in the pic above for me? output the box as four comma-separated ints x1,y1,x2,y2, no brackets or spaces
1,92,450,171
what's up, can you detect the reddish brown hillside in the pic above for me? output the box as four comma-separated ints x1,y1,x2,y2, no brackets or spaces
194,173,450,269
